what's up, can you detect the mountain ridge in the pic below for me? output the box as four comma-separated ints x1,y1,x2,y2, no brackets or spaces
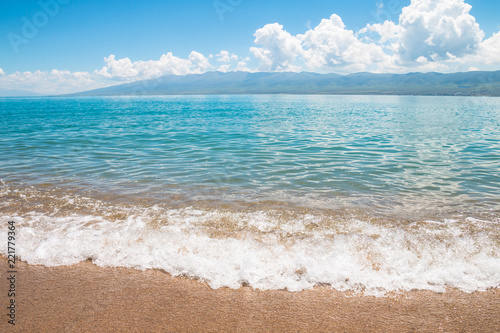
66,70,500,96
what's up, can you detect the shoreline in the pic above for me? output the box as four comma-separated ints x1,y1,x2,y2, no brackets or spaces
1,258,499,332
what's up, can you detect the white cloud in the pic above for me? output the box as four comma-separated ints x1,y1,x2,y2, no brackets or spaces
96,51,212,80
395,0,484,63
216,50,238,63
361,20,401,44
249,47,273,71
188,51,213,73
217,64,231,72
247,14,392,74
248,0,498,74
250,23,303,71
299,14,389,73
0,69,107,94
0,68,4,76
235,61,250,72
215,50,241,72
475,32,500,65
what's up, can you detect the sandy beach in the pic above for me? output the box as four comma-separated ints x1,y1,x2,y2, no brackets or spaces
0,258,498,332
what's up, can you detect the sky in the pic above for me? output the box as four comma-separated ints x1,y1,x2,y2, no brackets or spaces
0,0,499,94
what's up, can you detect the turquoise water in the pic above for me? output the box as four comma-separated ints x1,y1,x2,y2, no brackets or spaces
1,95,499,293
1,95,499,217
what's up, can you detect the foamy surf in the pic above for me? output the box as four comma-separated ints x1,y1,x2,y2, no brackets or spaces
2,204,499,296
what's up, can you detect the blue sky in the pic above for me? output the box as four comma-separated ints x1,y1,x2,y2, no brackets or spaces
1,0,499,94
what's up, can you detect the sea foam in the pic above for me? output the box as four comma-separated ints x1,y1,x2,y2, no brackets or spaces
2,208,499,296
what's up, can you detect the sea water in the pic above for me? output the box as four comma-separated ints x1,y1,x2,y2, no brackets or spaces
0,94,499,295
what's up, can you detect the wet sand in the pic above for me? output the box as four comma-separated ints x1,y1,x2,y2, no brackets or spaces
1,258,499,332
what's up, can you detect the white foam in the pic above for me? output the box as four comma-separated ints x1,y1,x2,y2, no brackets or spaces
1,209,499,295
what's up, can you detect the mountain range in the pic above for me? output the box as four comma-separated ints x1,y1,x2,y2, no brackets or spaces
69,70,500,96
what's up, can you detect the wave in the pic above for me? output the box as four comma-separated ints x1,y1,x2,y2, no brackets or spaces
2,196,499,296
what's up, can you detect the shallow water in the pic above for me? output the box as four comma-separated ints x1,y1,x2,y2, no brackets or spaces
1,95,499,294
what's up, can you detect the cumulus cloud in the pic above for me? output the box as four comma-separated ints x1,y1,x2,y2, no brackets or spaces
395,0,483,63
215,50,242,72
248,14,391,73
298,14,389,73
96,51,212,80
249,0,498,74
216,50,238,63
0,68,4,76
235,60,251,72
475,32,500,65
360,20,401,44
250,23,303,71
188,51,213,73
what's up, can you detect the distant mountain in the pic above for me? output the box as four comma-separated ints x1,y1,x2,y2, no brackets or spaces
0,88,42,97
68,71,500,97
